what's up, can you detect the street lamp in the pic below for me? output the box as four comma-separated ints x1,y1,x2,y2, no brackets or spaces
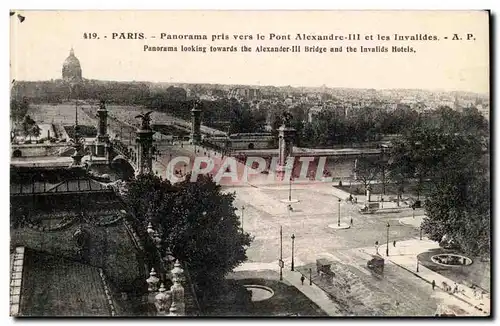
291,234,295,271
241,206,245,232
338,198,341,227
386,222,390,256
279,225,283,281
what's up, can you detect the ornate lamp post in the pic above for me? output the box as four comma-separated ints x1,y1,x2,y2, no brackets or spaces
279,225,283,281
291,234,295,271
241,205,245,232
338,198,341,227
386,222,390,256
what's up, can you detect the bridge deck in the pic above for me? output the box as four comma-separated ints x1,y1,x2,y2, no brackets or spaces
233,147,382,157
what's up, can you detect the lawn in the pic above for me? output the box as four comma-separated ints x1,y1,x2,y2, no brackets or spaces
417,248,491,293
151,124,189,137
203,270,327,317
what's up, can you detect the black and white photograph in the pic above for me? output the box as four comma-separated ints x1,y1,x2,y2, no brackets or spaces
8,10,491,317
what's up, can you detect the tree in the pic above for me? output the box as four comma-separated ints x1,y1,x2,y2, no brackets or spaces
392,109,490,258
21,115,39,142
30,124,41,141
422,168,490,257
387,139,416,206
228,100,265,134
353,156,380,191
124,174,253,301
10,98,30,122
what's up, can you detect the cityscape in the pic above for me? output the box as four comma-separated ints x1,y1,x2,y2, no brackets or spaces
10,32,490,317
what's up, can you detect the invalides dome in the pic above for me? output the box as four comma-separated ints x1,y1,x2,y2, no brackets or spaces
62,48,82,82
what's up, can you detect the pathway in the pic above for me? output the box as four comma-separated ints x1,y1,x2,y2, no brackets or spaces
361,239,490,316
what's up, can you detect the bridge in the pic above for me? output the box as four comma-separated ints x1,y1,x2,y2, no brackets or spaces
110,139,138,173
231,147,384,158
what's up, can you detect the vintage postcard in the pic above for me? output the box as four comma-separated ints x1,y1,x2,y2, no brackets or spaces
9,10,490,317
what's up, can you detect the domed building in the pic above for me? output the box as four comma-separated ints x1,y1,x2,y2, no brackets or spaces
62,48,83,83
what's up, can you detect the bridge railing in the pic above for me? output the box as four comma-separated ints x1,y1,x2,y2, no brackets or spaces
112,139,138,169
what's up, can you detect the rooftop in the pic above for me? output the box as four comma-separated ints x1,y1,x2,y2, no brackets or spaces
15,248,115,316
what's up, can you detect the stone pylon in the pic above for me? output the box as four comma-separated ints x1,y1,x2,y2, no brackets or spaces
190,101,202,145
135,112,154,175
276,123,296,181
95,100,110,158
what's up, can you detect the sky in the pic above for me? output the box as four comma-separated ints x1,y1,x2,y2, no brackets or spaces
10,10,490,94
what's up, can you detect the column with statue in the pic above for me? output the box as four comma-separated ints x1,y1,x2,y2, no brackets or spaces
95,99,110,158
276,111,296,182
135,111,154,175
191,100,202,145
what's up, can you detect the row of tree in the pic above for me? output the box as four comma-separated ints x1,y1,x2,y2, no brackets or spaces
351,106,490,258
11,99,42,142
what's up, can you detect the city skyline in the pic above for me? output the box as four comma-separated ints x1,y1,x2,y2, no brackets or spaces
12,77,490,97
10,11,489,94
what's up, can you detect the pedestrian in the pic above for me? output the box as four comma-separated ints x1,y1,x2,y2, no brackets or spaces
432,280,436,290
393,240,396,247
350,217,353,226
453,283,458,294
300,274,305,285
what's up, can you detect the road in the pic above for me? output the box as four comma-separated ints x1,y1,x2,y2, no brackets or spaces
226,182,482,316
227,183,421,264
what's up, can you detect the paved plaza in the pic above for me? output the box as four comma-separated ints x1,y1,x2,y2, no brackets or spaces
225,182,489,316
228,183,423,264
